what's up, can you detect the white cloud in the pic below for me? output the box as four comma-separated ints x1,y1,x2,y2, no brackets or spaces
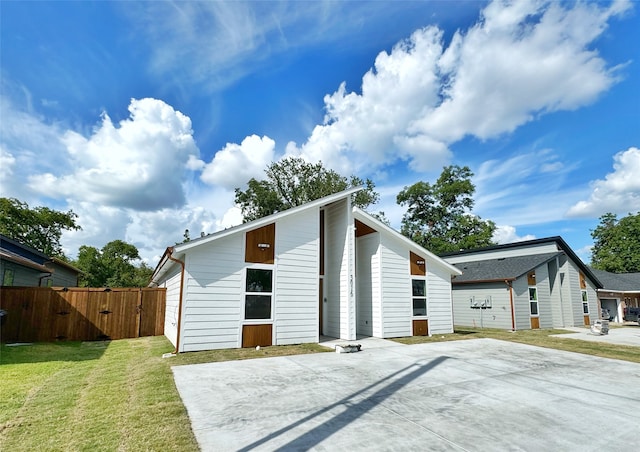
567,147,640,217
493,225,536,244
200,135,276,189
122,1,397,92
217,206,244,230
282,0,628,175
28,98,200,210
0,147,16,190
0,92,70,202
474,149,583,226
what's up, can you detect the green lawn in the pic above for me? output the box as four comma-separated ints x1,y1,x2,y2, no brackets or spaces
2,329,638,451
0,337,329,451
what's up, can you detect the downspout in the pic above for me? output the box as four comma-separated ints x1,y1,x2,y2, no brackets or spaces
39,259,54,286
38,272,53,287
167,247,186,355
506,280,516,331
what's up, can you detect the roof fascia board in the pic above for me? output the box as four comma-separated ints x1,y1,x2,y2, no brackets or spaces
352,207,462,276
0,251,52,272
175,187,362,254
453,278,517,285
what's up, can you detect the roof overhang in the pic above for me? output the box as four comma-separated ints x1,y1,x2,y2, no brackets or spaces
0,249,52,273
352,207,462,276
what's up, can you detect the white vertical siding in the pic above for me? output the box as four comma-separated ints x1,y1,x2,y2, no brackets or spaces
162,263,182,347
547,259,566,327
535,263,552,328
565,261,584,327
512,276,530,330
356,233,380,337
452,283,512,329
275,208,319,345
379,237,411,338
181,234,244,352
427,264,455,334
324,199,348,339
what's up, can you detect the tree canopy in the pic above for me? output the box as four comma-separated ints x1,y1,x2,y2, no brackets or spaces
0,197,81,257
590,212,640,273
74,240,153,287
234,157,380,222
397,165,496,255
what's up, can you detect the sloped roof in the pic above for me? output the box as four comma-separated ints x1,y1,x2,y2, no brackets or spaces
441,236,602,288
174,187,362,254
450,252,560,284
352,208,461,276
151,187,362,283
0,248,51,273
589,268,640,292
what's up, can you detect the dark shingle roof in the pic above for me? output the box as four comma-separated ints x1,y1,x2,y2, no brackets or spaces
589,268,640,292
441,236,602,288
451,252,560,284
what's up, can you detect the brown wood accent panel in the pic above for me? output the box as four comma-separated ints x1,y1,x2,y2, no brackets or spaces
245,223,275,264
320,210,325,275
410,252,426,276
242,324,273,348
412,319,428,336
530,316,540,329
355,219,376,237
583,315,590,326
527,272,536,286
579,272,586,289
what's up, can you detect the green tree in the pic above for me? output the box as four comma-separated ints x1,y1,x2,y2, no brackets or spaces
234,157,380,222
591,212,640,272
397,165,496,254
0,197,81,257
75,240,151,287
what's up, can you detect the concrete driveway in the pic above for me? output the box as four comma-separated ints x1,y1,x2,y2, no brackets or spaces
173,339,640,451
552,325,640,347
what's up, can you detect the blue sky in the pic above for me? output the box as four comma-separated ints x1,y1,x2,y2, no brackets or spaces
1,0,638,264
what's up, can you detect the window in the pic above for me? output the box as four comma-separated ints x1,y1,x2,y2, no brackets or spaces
3,268,14,286
582,290,589,314
245,269,273,320
529,287,538,316
412,279,427,316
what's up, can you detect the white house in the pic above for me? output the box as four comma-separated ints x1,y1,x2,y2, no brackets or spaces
441,237,602,330
149,188,461,352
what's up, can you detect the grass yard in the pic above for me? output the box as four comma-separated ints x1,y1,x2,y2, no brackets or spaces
2,330,638,451
393,326,640,363
0,337,329,451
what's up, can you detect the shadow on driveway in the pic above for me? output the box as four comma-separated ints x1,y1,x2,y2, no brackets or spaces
241,356,448,451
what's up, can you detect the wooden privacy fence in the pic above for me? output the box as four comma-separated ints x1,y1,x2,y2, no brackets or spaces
0,287,166,343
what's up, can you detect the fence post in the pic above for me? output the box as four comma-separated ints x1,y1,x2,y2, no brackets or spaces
135,288,142,338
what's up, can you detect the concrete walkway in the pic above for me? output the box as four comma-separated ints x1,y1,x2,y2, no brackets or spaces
552,325,640,347
173,338,640,451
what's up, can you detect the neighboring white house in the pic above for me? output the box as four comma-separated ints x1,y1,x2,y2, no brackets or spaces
441,237,602,330
149,188,461,352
